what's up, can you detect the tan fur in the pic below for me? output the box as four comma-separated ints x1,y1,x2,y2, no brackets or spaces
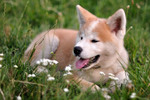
93,21,112,42
82,19,113,42
50,29,77,70
24,5,130,92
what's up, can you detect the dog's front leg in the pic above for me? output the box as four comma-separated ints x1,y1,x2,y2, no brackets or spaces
72,75,100,92
109,70,132,92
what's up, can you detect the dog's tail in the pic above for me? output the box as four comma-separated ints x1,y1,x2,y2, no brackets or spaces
23,30,59,66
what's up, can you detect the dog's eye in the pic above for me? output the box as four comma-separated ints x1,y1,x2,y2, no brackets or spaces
91,39,99,43
81,37,83,40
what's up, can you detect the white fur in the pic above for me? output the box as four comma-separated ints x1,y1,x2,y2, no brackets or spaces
75,21,101,59
87,21,99,34
76,5,86,27
75,33,102,59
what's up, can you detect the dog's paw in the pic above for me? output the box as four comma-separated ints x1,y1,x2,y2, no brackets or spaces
90,85,100,92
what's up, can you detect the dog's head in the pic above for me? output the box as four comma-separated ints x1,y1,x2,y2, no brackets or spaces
74,5,127,70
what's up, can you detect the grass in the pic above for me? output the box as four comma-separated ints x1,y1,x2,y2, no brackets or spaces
0,0,150,99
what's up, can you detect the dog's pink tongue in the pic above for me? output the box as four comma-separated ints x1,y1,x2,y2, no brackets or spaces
76,59,89,69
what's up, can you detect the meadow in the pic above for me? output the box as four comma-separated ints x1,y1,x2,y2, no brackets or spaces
0,0,150,99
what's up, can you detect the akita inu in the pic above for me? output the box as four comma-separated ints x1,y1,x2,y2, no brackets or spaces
24,5,130,92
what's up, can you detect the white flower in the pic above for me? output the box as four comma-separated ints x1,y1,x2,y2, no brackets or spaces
65,80,70,84
28,74,36,78
130,92,136,98
31,74,36,77
42,59,48,66
65,65,72,71
0,57,3,61
130,26,133,29
67,72,72,75
47,74,55,81
103,94,111,100
108,73,115,77
63,73,67,76
0,53,4,56
13,65,18,68
63,88,69,92
51,60,58,64
0,64,2,68
114,77,119,81
127,5,130,9
16,95,22,100
47,74,51,77
108,76,119,81
99,71,105,76
36,61,41,65
47,76,55,81
48,60,58,65
42,61,48,66
102,88,109,92
63,72,73,76
28,74,32,77
36,59,58,66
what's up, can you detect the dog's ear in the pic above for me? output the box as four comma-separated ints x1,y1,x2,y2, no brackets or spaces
107,9,126,39
76,5,97,27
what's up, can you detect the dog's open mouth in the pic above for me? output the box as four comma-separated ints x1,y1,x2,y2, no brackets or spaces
75,55,100,69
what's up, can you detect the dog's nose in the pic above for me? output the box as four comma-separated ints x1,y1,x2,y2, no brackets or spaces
74,46,83,56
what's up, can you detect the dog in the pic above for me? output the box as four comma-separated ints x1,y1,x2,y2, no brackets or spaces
24,5,130,92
